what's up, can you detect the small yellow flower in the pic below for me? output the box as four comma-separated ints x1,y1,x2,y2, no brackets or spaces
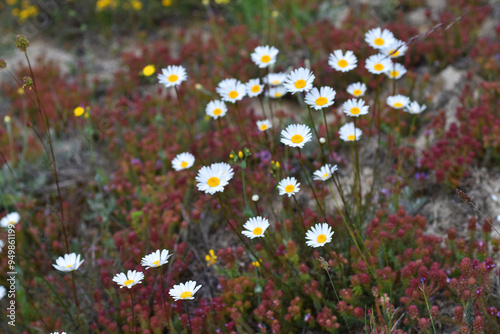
142,65,155,77
252,259,262,267
229,154,234,159
275,161,280,168
131,0,143,10
205,249,217,267
84,112,89,119
162,0,172,6
238,151,243,158
271,10,279,18
17,88,24,95
195,83,203,90
74,107,85,117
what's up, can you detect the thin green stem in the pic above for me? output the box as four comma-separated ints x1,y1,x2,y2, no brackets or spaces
185,300,192,333
24,51,70,254
130,289,136,334
306,105,327,162
159,268,171,331
297,148,327,220
70,272,82,331
322,109,335,162
421,283,437,334
292,195,307,233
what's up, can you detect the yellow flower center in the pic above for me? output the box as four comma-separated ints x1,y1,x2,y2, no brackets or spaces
350,107,360,115
251,85,261,93
66,264,73,268
261,55,271,63
316,234,327,243
228,91,239,99
285,185,295,193
253,227,263,235
143,65,155,76
124,279,135,286
168,74,178,82
291,134,303,144
337,59,348,68
323,173,329,179
353,89,362,96
393,102,403,108
8,221,15,225
260,124,268,131
213,108,222,116
180,291,193,299
275,93,282,98
315,97,328,106
207,177,220,187
374,38,384,46
389,71,399,78
153,260,160,266
272,80,280,85
347,134,356,141
389,49,399,57
294,79,306,89
374,63,384,71
180,161,188,168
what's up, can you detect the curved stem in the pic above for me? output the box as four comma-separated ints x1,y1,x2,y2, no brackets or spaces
185,300,192,333
70,271,82,331
292,195,307,233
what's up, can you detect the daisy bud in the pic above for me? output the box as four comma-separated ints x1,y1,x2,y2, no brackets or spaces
252,195,259,202
195,83,203,90
238,151,243,158
319,137,326,144
4,115,11,124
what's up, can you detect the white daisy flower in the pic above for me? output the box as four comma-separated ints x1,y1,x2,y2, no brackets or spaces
216,78,247,103
304,86,336,110
328,50,357,72
381,39,408,58
365,54,392,75
405,101,427,114
277,177,300,197
313,164,339,181
386,95,410,109
112,270,145,289
141,249,172,270
305,223,334,248
256,119,272,132
195,162,234,195
53,253,85,272
50,332,67,334
158,65,187,88
171,152,195,171
0,212,20,228
339,122,362,142
242,216,270,239
246,78,264,97
346,82,367,98
342,99,369,117
169,280,202,301
280,124,313,148
0,286,6,300
264,72,287,86
268,86,287,99
364,28,396,49
205,100,227,119
385,63,407,80
250,45,279,68
283,68,315,94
